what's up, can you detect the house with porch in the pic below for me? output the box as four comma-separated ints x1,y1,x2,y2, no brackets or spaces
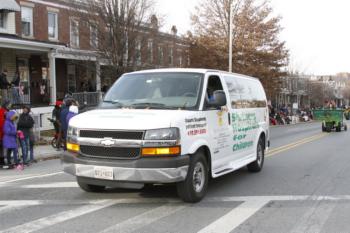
0,0,190,129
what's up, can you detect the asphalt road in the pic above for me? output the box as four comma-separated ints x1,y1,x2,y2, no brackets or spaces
0,121,350,233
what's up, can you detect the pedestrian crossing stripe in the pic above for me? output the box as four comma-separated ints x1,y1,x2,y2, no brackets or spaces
0,195,348,233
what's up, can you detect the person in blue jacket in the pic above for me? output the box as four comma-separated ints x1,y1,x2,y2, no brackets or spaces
3,110,19,166
59,99,73,150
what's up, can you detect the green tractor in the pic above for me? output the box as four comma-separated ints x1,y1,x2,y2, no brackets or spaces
313,109,347,132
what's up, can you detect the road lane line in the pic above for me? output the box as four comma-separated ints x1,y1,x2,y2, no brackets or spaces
266,133,328,157
197,199,269,233
289,202,336,233
0,199,123,233
21,182,78,188
100,203,187,233
267,133,326,154
0,172,64,184
267,134,326,157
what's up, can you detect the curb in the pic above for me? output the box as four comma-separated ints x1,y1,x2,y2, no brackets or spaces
36,155,61,162
270,121,315,128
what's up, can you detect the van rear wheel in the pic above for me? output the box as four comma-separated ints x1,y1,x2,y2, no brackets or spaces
77,180,106,192
247,139,264,173
177,151,208,203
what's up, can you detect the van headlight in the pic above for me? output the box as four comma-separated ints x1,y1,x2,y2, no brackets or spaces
144,128,180,140
67,126,79,137
142,128,181,156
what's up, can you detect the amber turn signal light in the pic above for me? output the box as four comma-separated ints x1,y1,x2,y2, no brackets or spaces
67,143,80,153
142,146,180,156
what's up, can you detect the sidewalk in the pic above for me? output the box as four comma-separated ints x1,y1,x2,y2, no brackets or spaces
34,145,62,161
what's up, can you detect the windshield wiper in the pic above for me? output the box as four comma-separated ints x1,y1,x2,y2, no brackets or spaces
103,100,124,107
131,102,177,109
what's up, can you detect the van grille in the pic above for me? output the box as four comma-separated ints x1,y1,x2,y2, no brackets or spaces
79,130,144,140
80,146,140,159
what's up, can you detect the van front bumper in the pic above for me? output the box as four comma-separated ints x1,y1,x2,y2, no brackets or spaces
62,152,190,184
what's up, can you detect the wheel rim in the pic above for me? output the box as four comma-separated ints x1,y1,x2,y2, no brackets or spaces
193,162,205,193
257,144,263,166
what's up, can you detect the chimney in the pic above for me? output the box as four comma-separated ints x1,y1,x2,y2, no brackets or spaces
171,25,178,36
150,15,158,30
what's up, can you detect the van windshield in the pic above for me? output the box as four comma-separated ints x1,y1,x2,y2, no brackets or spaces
102,72,203,110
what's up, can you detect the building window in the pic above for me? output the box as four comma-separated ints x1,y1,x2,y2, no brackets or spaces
48,12,58,40
147,40,153,63
70,19,79,48
0,12,7,29
21,7,33,37
90,24,98,49
135,39,141,66
179,56,183,67
169,47,173,65
158,46,164,65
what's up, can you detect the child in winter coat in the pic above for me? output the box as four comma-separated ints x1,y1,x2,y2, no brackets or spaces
3,110,19,166
17,130,27,164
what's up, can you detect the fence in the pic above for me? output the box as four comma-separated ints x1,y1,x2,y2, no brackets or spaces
3,87,30,105
72,92,102,107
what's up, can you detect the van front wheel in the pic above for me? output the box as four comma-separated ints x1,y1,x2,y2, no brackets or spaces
247,139,265,173
77,180,106,192
177,152,208,203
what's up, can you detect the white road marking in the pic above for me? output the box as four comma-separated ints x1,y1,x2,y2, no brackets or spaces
0,200,43,207
0,195,347,233
207,195,350,202
21,182,78,188
289,202,337,233
197,199,269,233
100,203,187,233
0,172,64,184
0,199,123,233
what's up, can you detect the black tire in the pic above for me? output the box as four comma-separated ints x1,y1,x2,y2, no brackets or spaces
51,138,57,149
322,124,326,132
345,124,348,131
247,138,265,173
177,151,208,203
77,180,106,192
336,124,341,132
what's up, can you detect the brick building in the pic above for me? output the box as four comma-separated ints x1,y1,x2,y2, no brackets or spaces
0,0,190,107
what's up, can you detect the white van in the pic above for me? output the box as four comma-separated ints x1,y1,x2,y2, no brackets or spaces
62,69,269,203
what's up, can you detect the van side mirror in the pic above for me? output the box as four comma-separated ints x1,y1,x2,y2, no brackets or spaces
207,90,227,109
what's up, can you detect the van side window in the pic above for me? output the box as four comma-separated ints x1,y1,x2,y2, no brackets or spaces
224,76,242,108
225,76,266,109
206,76,223,102
248,80,267,107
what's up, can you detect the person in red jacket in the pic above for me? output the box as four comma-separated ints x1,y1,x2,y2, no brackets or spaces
0,100,11,166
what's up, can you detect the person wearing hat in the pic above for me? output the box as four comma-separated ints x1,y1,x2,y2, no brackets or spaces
17,105,35,164
0,100,11,166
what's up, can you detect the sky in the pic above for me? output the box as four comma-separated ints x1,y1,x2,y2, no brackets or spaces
155,0,350,75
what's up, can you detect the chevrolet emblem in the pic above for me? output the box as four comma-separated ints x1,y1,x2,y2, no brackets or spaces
100,138,115,147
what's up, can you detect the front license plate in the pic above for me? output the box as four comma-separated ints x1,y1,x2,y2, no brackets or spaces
94,166,114,180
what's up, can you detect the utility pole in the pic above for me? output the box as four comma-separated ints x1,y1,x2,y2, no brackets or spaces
229,1,233,73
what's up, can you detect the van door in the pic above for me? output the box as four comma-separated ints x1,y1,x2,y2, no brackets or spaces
202,74,233,172
224,76,260,159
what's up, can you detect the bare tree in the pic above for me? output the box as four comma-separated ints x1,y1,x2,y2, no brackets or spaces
73,0,156,76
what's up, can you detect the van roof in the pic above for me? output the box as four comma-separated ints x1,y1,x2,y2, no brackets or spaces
126,68,259,81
